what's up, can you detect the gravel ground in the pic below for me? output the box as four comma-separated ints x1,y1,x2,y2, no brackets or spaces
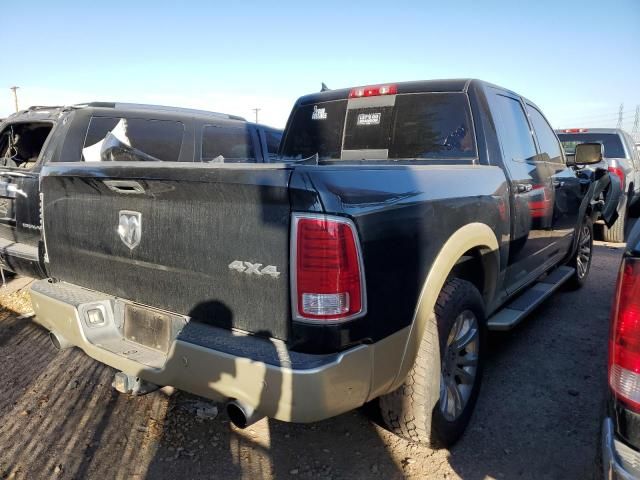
0,239,628,480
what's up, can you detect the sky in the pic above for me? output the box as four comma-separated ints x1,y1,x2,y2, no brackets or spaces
3,0,640,132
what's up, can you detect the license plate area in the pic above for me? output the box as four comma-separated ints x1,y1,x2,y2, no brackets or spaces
123,303,174,353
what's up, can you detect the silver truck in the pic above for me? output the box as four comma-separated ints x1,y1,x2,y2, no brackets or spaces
557,128,640,242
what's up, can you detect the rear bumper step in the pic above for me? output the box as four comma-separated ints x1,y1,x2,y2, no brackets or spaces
487,266,574,331
0,237,44,278
29,279,375,423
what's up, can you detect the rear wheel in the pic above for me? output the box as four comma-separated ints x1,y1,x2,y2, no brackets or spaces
379,278,485,447
602,195,627,243
567,217,593,290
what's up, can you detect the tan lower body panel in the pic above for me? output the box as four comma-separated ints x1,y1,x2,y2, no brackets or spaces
29,282,409,423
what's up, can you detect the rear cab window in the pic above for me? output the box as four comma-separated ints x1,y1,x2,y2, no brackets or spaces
557,132,627,159
80,117,185,162
280,92,477,162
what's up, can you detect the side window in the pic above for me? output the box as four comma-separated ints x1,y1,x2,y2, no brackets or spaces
488,93,537,165
526,105,563,164
202,125,256,163
265,129,282,161
82,117,184,162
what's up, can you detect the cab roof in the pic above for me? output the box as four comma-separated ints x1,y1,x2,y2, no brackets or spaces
3,102,246,125
296,79,476,105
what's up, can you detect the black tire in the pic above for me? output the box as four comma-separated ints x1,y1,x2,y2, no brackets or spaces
566,217,594,290
379,278,485,448
603,195,626,243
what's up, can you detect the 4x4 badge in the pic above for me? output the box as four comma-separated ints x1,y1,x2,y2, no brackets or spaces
228,260,280,278
118,210,142,250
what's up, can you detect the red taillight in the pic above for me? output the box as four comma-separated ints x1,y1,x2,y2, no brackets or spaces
562,128,588,133
609,258,640,412
293,214,365,322
608,166,625,186
348,84,397,98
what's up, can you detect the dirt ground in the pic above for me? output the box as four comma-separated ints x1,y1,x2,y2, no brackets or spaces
0,240,627,480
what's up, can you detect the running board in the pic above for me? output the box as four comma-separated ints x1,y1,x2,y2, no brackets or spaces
487,266,575,331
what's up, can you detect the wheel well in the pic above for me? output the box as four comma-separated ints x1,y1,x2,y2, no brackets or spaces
449,246,498,307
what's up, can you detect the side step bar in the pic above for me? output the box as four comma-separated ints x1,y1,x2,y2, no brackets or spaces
487,266,575,331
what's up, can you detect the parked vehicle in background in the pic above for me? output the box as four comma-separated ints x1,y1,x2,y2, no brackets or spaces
0,103,282,278
30,79,619,447
604,219,640,478
557,128,640,242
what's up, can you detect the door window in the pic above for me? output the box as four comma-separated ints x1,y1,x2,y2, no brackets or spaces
264,129,282,161
488,93,537,165
526,105,563,164
201,125,256,163
81,117,185,162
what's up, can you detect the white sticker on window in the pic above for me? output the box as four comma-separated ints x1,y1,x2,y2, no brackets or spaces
357,113,381,126
311,105,327,120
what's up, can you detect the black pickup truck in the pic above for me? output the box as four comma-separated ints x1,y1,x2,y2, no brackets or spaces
30,79,619,447
0,103,282,278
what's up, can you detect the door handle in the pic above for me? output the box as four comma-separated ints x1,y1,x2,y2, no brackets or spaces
515,183,532,193
104,180,145,194
553,181,565,188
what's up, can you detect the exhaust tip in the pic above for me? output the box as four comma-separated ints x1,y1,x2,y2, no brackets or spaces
227,402,249,429
226,401,264,429
49,331,72,351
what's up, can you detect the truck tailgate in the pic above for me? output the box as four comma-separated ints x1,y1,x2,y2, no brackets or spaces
41,162,293,340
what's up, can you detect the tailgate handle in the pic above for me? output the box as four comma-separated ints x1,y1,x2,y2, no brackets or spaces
104,180,145,195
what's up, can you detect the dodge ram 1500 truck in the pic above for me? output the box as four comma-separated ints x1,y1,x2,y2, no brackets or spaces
29,79,619,447
0,103,282,278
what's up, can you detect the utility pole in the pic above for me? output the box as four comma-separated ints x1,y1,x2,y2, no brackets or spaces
633,105,640,134
617,103,624,129
251,108,261,124
9,86,19,112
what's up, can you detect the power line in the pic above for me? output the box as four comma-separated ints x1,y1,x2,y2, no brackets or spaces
561,112,636,124
560,112,636,126
633,105,640,134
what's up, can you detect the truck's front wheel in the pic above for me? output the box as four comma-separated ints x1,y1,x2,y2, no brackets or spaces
379,278,485,448
566,217,594,290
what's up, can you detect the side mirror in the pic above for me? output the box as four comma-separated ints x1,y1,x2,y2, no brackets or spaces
574,142,603,165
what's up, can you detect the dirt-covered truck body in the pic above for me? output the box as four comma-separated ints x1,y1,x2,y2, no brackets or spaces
30,79,619,446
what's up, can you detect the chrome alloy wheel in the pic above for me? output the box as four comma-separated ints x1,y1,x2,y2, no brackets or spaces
576,224,592,279
440,310,480,421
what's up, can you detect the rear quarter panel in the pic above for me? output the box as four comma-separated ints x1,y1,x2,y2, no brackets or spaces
289,164,509,349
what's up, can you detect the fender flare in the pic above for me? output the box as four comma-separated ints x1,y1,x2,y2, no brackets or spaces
387,222,500,392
